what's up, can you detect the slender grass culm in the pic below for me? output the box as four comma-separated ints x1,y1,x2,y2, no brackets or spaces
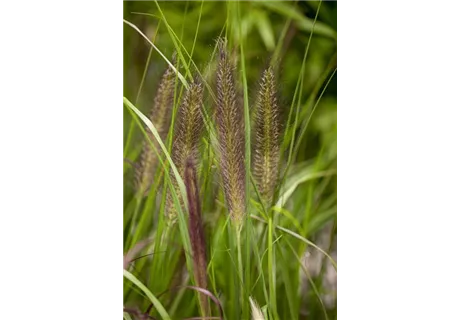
215,38,246,226
165,79,204,225
184,157,209,317
253,66,281,205
135,58,177,196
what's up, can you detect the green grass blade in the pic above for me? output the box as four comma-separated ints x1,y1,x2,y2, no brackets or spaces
277,167,337,208
123,21,161,160
267,217,279,320
123,19,188,87
293,68,337,160
237,2,252,319
254,10,275,50
283,238,329,320
249,221,270,307
188,0,204,69
271,206,303,234
251,214,337,271
256,1,336,39
123,270,171,320
276,244,297,320
308,207,337,235
152,1,194,81
123,97,186,201
123,312,133,320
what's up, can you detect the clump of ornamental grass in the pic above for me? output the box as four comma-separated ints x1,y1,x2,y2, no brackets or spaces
135,58,177,196
165,79,204,225
215,38,246,225
184,157,209,316
253,66,282,205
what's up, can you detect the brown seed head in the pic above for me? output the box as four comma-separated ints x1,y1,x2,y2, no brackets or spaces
166,79,204,224
135,60,177,195
215,38,246,224
253,66,281,204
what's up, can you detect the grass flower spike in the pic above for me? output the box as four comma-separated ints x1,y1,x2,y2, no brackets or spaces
215,38,246,224
166,79,204,224
253,66,281,204
135,59,176,195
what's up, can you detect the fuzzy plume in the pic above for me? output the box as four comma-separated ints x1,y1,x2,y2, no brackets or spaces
135,60,177,195
215,38,246,224
166,80,204,224
249,297,265,320
184,157,209,315
253,66,281,204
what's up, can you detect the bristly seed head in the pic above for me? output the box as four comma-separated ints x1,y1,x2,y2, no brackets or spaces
135,59,177,196
253,66,281,204
215,38,246,225
250,296,264,320
166,79,204,224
